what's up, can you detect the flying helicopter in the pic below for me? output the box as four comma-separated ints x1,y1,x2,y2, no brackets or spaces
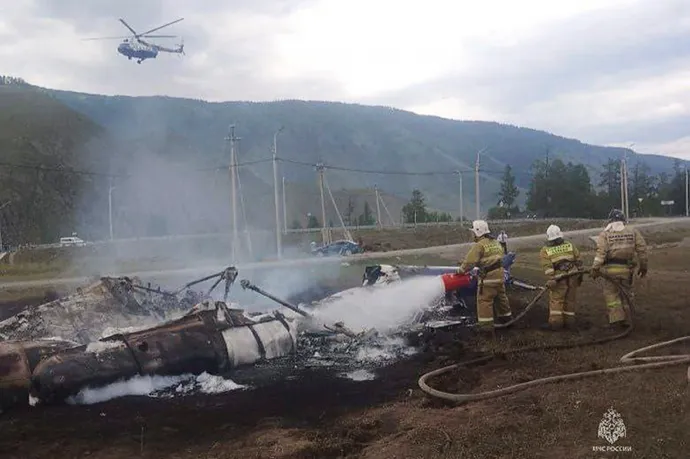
84,18,185,64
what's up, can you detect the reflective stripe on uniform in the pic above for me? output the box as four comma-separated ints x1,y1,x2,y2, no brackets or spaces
544,242,574,257
604,265,629,272
482,278,503,285
562,311,575,316
593,256,604,264
549,310,563,315
497,312,512,318
544,268,555,276
606,300,622,309
477,317,494,323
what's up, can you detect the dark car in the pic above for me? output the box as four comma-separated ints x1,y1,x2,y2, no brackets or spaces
311,240,363,257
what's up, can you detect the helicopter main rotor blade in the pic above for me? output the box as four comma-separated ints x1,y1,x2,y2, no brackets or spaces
82,36,132,41
140,34,178,38
138,17,184,37
119,18,138,36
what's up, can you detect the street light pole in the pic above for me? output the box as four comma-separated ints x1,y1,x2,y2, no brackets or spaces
273,126,284,259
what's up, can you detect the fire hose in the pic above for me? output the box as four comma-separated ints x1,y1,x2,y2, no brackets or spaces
418,270,690,404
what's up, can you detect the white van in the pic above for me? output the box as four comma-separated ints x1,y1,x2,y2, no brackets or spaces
59,236,86,247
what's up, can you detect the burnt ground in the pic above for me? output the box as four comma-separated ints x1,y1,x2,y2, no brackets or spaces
1,244,690,458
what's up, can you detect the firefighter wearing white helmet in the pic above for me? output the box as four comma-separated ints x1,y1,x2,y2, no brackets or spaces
590,209,648,328
538,224,583,330
458,220,512,332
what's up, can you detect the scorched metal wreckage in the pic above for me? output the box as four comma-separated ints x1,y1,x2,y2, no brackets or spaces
0,252,537,410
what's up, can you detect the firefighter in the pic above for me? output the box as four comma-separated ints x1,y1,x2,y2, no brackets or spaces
539,225,583,330
458,220,512,332
590,209,648,328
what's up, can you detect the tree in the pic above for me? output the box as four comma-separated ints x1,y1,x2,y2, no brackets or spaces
598,157,621,211
402,189,427,223
290,219,302,230
498,165,519,209
307,214,319,228
526,158,597,218
358,201,375,226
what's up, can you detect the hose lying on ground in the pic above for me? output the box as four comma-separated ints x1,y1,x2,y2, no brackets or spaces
418,271,690,404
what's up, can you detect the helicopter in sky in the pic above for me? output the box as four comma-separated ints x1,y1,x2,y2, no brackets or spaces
84,18,185,64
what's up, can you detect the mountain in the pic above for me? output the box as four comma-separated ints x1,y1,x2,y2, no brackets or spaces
46,88,678,212
0,78,681,245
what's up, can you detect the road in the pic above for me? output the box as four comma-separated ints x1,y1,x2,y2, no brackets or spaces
2,217,688,290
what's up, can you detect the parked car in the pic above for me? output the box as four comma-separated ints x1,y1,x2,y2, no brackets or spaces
59,236,86,247
311,240,363,257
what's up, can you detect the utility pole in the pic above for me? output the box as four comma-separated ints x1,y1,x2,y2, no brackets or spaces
272,126,284,259
226,125,240,262
545,146,550,218
316,163,329,245
456,170,463,224
685,164,690,217
282,176,288,233
0,200,11,251
374,184,382,228
620,155,629,217
475,151,481,220
108,176,115,241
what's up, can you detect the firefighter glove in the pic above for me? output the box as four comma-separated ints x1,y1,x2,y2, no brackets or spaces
545,279,557,289
637,265,647,278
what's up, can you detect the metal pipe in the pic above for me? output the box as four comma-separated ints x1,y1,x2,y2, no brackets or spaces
240,279,311,317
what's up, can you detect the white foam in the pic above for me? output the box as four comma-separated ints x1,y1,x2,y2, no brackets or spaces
195,372,245,393
65,372,246,405
342,369,376,381
66,374,191,405
311,276,445,334
85,340,125,353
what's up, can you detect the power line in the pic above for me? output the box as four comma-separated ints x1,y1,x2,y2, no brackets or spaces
0,158,274,178
278,157,505,176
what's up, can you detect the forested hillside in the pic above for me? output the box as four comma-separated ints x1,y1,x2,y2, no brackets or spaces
0,82,110,247
0,77,684,246
47,88,678,213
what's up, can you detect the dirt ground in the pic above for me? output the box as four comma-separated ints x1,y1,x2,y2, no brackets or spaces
1,232,689,458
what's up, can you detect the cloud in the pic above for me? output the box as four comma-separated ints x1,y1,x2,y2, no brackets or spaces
1,0,689,159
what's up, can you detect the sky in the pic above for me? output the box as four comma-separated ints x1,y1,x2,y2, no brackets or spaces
1,0,689,159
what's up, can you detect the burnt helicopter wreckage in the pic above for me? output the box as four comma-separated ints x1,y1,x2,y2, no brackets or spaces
1,254,540,409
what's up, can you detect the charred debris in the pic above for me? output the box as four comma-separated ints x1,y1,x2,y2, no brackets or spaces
1,259,538,410
0,264,458,410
